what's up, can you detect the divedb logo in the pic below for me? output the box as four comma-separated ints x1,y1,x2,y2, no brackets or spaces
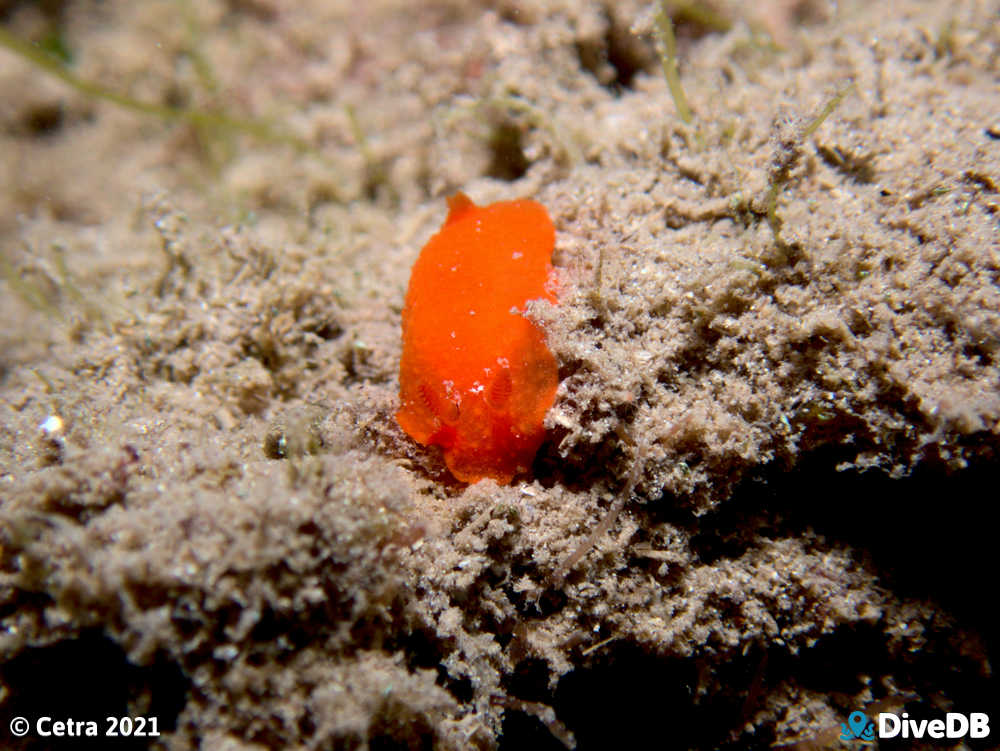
841,710,990,742
880,712,990,740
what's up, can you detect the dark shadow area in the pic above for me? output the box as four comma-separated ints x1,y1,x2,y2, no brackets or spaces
503,443,1000,749
549,646,703,750
1,630,188,751
486,122,530,182
501,708,568,751
695,445,999,655
575,15,651,95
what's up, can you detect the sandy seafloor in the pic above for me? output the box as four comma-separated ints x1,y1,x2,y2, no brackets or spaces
1,0,999,748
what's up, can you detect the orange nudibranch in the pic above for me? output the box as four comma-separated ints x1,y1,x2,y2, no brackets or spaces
395,192,559,484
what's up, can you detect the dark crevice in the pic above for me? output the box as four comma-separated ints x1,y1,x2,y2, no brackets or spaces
549,647,703,750
689,444,1000,647
21,102,65,136
486,122,530,182
817,143,878,184
0,631,188,751
576,14,651,95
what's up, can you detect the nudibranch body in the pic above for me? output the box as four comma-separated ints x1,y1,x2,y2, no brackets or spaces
396,192,559,484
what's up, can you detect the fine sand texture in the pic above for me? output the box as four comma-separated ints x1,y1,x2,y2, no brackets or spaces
2,1,998,748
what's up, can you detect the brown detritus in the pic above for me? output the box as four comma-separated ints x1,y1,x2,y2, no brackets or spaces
263,408,325,460
496,696,576,749
550,425,651,587
579,633,617,657
762,84,853,251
